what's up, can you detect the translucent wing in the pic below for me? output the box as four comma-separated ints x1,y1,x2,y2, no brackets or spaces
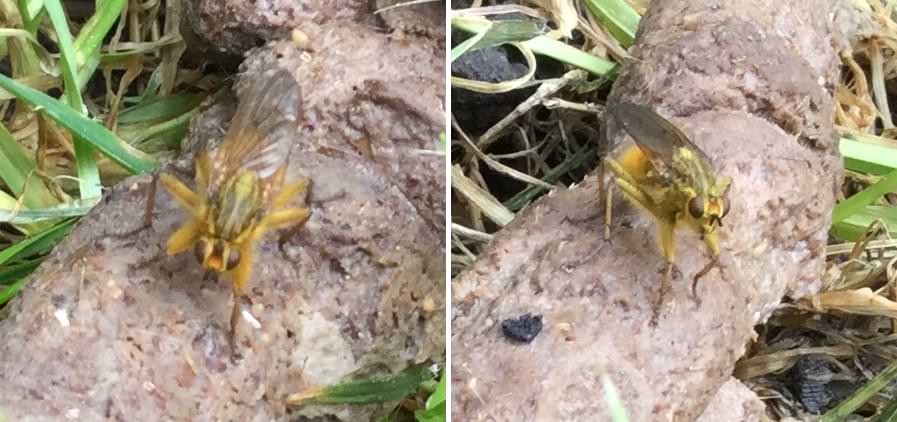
610,102,710,178
206,68,302,195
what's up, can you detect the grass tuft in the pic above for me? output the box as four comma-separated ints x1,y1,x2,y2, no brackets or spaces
0,0,210,308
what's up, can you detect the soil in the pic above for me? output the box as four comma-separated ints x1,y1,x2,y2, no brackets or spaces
185,0,445,54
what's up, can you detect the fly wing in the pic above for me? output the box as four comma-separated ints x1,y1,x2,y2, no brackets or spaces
206,68,302,197
610,102,709,178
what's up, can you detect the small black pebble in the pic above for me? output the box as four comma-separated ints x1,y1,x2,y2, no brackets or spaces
501,313,543,343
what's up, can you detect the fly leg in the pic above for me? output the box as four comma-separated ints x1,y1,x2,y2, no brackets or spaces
229,241,256,358
108,173,159,239
271,178,312,251
653,217,677,326
604,158,654,215
145,166,199,233
599,159,611,240
229,295,243,358
691,255,718,304
656,261,673,325
142,173,159,230
605,157,676,325
691,229,722,303
275,207,312,250
604,182,613,239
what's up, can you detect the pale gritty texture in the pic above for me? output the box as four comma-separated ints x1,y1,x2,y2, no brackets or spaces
0,20,445,422
185,0,444,54
451,0,840,420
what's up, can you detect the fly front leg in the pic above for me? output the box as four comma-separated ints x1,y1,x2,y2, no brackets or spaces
229,241,256,356
701,225,721,257
604,157,655,237
166,218,203,255
604,157,641,189
691,227,722,302
610,175,654,214
142,167,201,236
691,255,718,303
130,172,167,236
160,173,202,211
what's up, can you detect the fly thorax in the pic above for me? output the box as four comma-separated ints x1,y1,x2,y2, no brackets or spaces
673,148,715,198
213,171,262,241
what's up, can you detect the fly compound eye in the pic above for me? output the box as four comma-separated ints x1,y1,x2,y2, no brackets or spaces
225,249,241,271
687,196,705,219
194,239,208,264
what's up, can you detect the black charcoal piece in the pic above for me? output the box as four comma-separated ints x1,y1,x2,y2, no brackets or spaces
789,354,834,414
500,313,543,343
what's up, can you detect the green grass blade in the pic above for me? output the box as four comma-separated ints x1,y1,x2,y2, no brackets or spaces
415,370,446,422
0,122,59,208
0,197,98,223
43,0,82,111
0,277,28,305
17,0,45,33
452,17,615,76
523,36,616,75
139,67,163,102
452,17,546,51
599,370,630,422
72,0,126,65
505,145,593,210
44,0,102,199
450,29,485,63
583,0,640,48
6,20,42,80
0,219,76,305
100,34,182,64
832,168,897,224
0,74,57,100
0,73,156,174
821,358,897,421
0,218,75,265
76,47,101,90
72,139,101,198
840,137,897,175
0,190,17,209
0,259,41,284
425,370,445,409
869,395,897,422
285,363,437,406
830,205,897,241
0,28,54,70
415,400,445,422
17,0,44,20
127,106,197,145
118,93,204,124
